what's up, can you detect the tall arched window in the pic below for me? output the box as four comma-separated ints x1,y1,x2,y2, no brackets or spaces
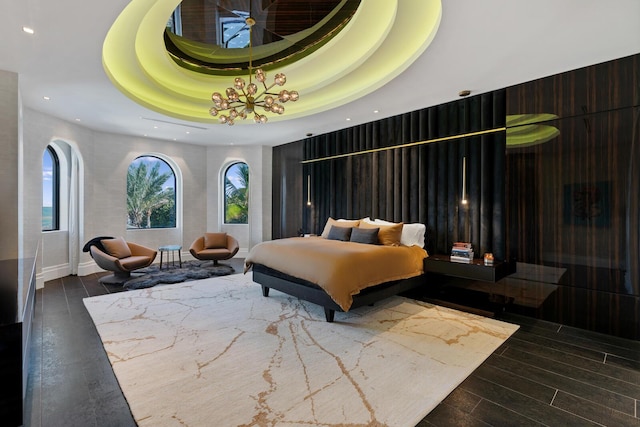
42,146,59,231
127,155,177,229
224,162,249,224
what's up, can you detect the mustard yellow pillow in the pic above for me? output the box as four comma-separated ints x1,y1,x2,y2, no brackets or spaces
360,222,403,246
101,237,132,259
321,218,360,238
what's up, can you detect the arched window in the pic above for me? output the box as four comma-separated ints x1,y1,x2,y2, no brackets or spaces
224,162,249,224
42,146,59,231
127,155,176,229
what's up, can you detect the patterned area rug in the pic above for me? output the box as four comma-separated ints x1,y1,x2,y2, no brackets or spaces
84,273,519,426
121,260,234,290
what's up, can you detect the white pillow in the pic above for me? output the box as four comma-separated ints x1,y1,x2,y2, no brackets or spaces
374,219,425,248
373,218,395,225
401,223,426,248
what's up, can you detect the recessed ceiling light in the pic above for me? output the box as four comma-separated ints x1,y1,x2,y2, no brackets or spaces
346,118,351,121
75,118,81,122
373,110,379,114
153,126,158,129
22,27,34,35
43,96,50,101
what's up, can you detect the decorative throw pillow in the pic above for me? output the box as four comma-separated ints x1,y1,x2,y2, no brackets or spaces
321,217,360,238
350,227,379,245
374,219,425,247
359,222,403,246
100,237,132,259
204,232,227,249
327,225,353,241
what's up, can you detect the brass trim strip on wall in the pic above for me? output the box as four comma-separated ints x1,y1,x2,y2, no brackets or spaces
301,127,506,164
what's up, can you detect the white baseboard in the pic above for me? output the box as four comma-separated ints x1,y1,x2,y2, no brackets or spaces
38,261,104,288
36,274,45,290
78,260,102,277
38,263,71,289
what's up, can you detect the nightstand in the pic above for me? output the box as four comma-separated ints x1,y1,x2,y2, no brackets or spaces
423,254,515,282
418,254,516,317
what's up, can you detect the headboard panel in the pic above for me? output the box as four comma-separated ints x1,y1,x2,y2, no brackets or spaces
300,91,506,259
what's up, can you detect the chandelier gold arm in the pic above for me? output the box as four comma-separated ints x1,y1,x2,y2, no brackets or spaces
209,12,298,125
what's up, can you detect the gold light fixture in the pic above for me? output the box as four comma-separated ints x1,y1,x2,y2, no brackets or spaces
461,156,468,205
209,16,299,126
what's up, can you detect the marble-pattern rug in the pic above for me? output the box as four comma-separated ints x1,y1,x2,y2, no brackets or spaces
83,273,519,427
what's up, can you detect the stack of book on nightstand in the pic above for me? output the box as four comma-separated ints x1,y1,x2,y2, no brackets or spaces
450,242,474,263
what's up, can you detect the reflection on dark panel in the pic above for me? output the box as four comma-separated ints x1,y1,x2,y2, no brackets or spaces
506,53,640,339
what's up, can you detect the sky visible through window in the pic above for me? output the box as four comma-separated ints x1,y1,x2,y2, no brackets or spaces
130,156,174,191
42,150,53,208
227,163,245,189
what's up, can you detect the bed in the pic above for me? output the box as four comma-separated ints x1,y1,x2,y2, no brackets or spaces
244,218,428,322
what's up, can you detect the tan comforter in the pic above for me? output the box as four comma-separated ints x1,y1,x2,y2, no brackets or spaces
245,237,427,311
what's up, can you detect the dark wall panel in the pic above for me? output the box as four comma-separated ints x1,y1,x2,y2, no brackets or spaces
302,92,506,259
272,141,303,238
506,53,640,339
272,52,640,340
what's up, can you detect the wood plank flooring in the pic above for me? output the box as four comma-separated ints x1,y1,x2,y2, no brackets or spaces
24,263,640,426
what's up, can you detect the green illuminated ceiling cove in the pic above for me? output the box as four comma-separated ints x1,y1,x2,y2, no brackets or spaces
103,0,442,124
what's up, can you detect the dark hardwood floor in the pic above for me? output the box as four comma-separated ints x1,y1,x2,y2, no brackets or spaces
24,262,640,426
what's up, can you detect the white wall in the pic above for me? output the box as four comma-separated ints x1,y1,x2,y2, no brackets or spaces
23,109,95,285
206,145,272,255
0,70,20,260
21,108,272,288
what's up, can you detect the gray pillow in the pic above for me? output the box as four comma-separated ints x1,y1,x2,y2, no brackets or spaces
327,225,352,241
350,227,379,245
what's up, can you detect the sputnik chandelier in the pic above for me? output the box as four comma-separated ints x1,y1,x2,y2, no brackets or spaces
209,16,299,125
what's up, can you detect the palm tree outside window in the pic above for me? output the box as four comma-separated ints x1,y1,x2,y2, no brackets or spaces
224,162,249,224
127,156,176,229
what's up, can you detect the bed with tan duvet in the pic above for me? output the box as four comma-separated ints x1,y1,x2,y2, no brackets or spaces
244,218,428,322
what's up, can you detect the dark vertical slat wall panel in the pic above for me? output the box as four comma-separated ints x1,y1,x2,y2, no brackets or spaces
302,92,506,259
272,141,304,238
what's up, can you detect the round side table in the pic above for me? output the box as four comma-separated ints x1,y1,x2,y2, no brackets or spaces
158,245,182,269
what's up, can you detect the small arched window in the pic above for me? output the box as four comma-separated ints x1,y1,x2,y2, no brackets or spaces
127,156,176,229
42,146,59,231
224,162,249,224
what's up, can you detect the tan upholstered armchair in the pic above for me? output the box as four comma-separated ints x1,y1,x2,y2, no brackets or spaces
189,232,239,265
88,237,157,284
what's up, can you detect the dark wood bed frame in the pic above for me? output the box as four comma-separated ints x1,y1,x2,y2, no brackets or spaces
252,263,426,322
